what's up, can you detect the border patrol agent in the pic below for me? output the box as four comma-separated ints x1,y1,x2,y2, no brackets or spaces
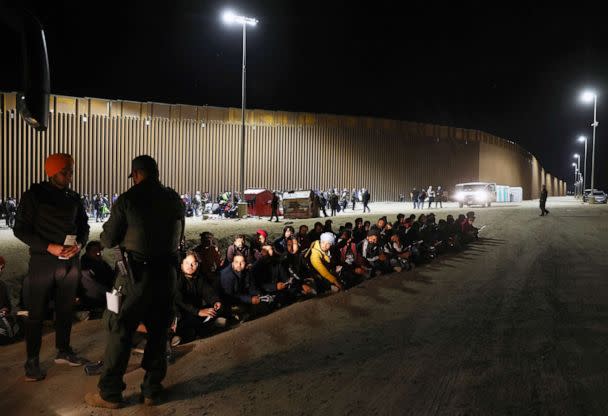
85,155,184,408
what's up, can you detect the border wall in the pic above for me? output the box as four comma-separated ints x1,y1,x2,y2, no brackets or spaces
0,92,566,201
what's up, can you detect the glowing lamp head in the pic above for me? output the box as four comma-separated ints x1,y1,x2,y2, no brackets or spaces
581,91,596,103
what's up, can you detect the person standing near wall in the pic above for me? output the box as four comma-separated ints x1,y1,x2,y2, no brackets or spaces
427,186,435,209
269,192,280,222
435,186,443,208
539,184,549,216
362,189,371,213
85,155,184,408
411,187,419,210
13,153,90,381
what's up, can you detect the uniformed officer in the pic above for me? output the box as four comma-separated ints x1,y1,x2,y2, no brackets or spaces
13,153,90,381
539,184,550,216
85,155,184,408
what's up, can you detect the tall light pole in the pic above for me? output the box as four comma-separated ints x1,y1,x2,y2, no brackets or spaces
578,135,588,196
572,163,579,197
573,154,581,198
581,91,598,203
222,10,258,207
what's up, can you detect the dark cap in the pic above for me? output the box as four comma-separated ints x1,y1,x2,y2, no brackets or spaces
466,211,476,218
128,155,159,178
367,228,380,237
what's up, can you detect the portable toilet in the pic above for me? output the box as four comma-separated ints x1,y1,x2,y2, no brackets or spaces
244,189,274,217
509,187,523,202
496,185,510,202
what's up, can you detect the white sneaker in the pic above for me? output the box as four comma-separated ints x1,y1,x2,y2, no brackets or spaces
170,336,182,347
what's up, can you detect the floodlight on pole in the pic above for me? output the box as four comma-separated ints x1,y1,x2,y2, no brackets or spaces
580,90,599,202
577,135,588,198
221,9,258,211
572,163,579,196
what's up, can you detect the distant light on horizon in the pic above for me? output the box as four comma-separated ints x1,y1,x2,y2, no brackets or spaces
572,162,577,167
574,153,580,158
578,136,586,142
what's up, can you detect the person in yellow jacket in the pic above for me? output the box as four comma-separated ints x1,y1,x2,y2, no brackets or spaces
308,232,343,293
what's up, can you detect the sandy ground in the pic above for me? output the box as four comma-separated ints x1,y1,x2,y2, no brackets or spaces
2,197,608,415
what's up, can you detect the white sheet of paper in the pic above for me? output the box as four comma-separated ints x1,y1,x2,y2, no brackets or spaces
106,291,121,314
58,235,78,260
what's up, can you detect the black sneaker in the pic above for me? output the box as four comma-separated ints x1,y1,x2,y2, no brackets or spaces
24,358,46,382
55,348,90,366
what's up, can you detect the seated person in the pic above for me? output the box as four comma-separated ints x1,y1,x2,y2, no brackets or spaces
194,231,224,290
280,238,317,296
250,229,269,264
445,215,462,250
358,228,391,275
461,211,479,243
225,234,250,264
0,256,22,344
219,254,267,321
251,245,293,305
306,222,324,245
174,250,224,343
336,230,369,280
352,218,367,244
273,226,295,254
383,233,412,272
79,241,115,310
296,224,310,250
306,232,345,293
0,256,10,315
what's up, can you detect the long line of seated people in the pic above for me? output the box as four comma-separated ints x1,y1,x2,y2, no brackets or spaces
69,210,480,350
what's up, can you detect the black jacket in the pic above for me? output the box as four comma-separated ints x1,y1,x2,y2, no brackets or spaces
251,255,286,293
175,271,220,318
219,267,259,305
13,182,89,255
0,281,11,312
100,179,184,260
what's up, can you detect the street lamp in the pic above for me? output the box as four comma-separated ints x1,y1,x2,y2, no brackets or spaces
572,162,579,197
222,10,258,208
578,135,588,197
581,91,598,203
573,154,581,198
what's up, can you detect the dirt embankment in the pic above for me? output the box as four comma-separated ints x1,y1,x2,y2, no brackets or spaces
2,199,608,415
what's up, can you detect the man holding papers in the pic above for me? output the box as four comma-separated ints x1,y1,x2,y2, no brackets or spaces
13,153,90,381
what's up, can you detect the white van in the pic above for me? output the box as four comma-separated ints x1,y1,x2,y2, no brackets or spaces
453,182,497,208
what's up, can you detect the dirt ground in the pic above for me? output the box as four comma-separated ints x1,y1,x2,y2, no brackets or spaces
1,197,608,415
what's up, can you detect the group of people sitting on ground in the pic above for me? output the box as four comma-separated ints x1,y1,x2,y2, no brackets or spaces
48,211,478,346
0,210,482,350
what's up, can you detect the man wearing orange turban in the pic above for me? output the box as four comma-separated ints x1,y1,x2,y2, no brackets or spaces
13,153,90,381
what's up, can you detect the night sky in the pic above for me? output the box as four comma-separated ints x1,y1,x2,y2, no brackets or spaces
2,1,607,190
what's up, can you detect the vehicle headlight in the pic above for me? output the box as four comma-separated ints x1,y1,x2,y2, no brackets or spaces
474,191,487,200
454,192,463,200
